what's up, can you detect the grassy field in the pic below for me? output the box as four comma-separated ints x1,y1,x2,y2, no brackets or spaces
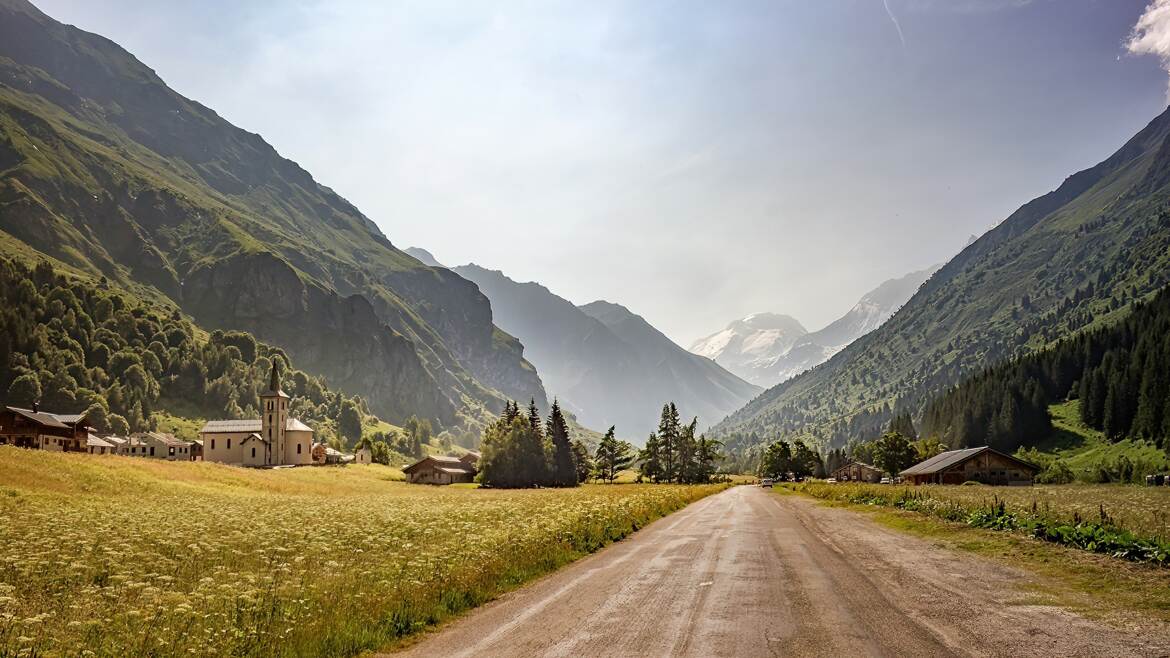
0,448,725,657
1024,401,1170,481
783,480,1170,559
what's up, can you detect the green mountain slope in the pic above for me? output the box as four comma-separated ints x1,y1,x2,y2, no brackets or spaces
0,0,545,426
715,106,1170,448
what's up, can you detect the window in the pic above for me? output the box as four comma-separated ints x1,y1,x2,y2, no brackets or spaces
169,447,175,456
227,439,231,449
251,447,256,458
211,439,216,450
297,443,302,454
149,447,155,456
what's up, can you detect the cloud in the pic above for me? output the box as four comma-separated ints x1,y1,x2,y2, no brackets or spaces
883,0,907,51
1128,0,1170,99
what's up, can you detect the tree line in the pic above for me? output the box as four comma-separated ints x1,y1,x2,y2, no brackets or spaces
0,258,376,440
920,284,1170,453
477,400,724,487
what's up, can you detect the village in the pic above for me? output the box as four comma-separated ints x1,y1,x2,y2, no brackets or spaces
0,364,479,485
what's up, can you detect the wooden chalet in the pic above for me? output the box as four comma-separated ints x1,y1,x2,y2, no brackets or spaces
403,454,478,485
900,446,1040,486
0,405,88,452
831,461,883,483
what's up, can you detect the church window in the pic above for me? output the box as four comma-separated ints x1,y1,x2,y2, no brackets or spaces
297,443,302,454
251,447,256,458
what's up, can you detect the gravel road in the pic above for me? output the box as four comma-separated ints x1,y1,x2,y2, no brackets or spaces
387,485,1170,657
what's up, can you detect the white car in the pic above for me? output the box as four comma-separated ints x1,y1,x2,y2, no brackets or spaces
760,478,774,488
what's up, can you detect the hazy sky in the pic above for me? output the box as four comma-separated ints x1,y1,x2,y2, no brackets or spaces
35,0,1169,345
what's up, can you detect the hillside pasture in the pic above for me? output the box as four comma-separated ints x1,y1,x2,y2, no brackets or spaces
0,448,725,657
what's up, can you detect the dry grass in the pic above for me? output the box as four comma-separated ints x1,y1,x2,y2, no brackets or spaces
0,447,725,657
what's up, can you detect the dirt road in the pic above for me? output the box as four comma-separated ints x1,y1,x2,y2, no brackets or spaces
387,486,1170,657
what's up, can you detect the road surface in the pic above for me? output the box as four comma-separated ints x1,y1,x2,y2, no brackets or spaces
388,486,1170,657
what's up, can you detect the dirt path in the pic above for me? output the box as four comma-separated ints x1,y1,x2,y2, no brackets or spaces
385,486,1170,657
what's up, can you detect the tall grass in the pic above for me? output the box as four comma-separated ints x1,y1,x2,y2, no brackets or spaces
784,482,1170,565
0,447,725,656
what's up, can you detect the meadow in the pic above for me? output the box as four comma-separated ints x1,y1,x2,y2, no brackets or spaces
0,448,726,657
784,481,1170,562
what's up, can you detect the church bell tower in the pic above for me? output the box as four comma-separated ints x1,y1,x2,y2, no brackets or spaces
260,361,289,465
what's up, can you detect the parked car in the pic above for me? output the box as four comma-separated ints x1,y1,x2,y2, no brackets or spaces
880,477,892,484
825,478,837,484
760,478,774,488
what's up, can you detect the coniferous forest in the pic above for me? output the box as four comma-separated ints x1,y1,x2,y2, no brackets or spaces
921,284,1170,453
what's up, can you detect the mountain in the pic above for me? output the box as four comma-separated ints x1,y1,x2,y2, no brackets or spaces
692,267,937,387
690,313,807,386
0,0,545,427
452,264,760,440
405,247,444,268
715,106,1170,450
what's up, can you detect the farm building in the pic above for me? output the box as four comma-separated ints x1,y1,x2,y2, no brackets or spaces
355,446,373,464
199,364,314,467
900,446,1040,486
831,461,883,483
86,434,115,455
0,405,88,451
403,454,478,485
312,442,344,465
133,432,194,461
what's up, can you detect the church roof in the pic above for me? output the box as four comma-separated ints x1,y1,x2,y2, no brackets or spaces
260,361,290,399
199,418,314,433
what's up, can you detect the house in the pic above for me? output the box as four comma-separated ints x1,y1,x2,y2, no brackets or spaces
86,434,114,455
190,440,203,461
0,405,88,451
831,461,883,483
199,364,314,467
104,435,128,454
900,446,1040,486
312,442,344,465
403,455,478,485
120,435,151,457
134,432,194,461
355,446,373,464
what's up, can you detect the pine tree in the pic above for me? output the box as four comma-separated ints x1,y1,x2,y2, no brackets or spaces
638,432,663,483
571,439,593,483
595,426,635,483
657,403,681,482
545,399,577,486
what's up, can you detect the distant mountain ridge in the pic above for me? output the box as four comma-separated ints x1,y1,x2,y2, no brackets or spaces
692,266,938,387
451,264,760,440
0,0,546,428
715,106,1170,450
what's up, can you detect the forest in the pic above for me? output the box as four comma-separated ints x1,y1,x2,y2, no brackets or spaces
920,284,1170,454
0,258,377,443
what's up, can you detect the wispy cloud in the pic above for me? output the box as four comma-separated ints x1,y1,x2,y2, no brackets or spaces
1128,0,1170,100
882,0,907,51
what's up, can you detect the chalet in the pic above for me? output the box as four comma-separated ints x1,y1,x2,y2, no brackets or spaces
86,434,114,455
900,446,1040,486
0,405,88,452
134,432,194,461
831,461,883,483
199,364,314,467
403,455,478,485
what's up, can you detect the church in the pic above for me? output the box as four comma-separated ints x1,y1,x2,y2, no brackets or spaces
200,364,315,467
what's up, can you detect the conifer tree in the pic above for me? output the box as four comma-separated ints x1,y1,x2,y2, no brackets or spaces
638,432,663,483
572,439,593,483
546,399,577,486
657,403,681,482
595,426,635,483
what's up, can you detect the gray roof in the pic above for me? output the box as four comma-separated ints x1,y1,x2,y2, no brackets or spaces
200,418,314,433
86,435,114,448
900,446,1038,476
403,455,476,474
7,406,74,429
134,432,189,447
832,461,881,474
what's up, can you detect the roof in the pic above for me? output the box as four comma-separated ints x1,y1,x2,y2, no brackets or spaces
403,455,477,474
86,435,114,448
240,432,268,444
832,461,881,474
6,406,74,429
55,414,85,424
261,361,290,399
134,432,188,447
200,418,314,433
900,446,1040,476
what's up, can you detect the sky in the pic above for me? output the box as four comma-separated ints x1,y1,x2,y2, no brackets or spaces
34,0,1170,346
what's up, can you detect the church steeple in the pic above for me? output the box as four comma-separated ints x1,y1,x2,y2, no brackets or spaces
260,359,289,465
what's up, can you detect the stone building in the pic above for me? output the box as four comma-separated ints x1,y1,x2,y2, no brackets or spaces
199,364,314,467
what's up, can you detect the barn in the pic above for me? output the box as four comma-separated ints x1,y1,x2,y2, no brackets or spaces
403,455,478,485
831,461,883,483
900,446,1040,486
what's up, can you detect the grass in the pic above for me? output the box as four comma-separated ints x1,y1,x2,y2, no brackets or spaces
0,447,726,657
773,487,1170,623
1029,400,1170,479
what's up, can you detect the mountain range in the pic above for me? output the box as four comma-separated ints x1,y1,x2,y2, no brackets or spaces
715,105,1170,450
691,266,938,388
0,0,545,429
448,263,760,440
